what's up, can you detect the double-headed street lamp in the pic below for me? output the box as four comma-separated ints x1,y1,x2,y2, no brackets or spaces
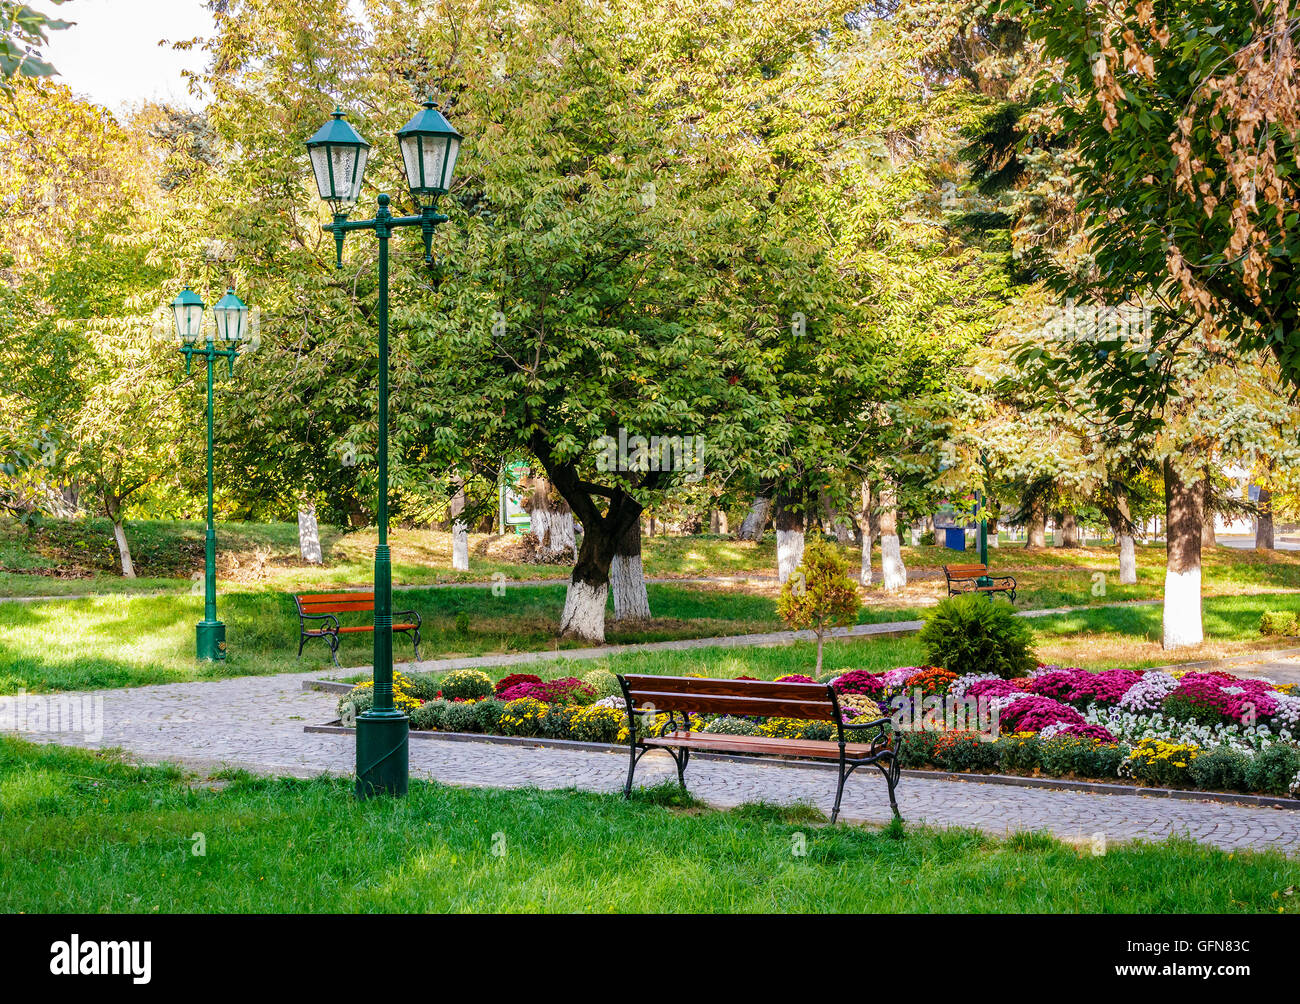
306,99,462,799
173,286,250,661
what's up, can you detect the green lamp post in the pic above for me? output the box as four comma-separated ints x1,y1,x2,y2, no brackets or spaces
976,450,992,595
306,100,461,799
173,285,250,660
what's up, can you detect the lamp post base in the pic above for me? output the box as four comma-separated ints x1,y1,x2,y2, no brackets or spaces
355,711,409,799
196,620,226,661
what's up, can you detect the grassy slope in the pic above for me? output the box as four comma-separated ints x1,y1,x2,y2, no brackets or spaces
1,739,1294,913
9,585,1300,695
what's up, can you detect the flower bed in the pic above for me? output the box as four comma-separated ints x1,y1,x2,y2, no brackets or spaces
332,664,1300,798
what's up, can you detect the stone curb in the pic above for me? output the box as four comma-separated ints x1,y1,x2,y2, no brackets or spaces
304,721,1300,811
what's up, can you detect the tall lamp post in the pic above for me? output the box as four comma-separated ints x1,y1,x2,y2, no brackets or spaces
173,286,250,660
305,100,461,799
976,449,992,594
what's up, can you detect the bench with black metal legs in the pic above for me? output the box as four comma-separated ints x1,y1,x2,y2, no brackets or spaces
293,592,422,667
943,563,1017,602
615,674,901,823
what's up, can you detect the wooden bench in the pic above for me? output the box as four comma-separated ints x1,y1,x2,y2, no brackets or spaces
943,563,1016,602
294,592,422,667
616,674,901,822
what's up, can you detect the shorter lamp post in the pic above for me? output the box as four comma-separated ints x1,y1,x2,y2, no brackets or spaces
305,99,461,799
173,286,250,661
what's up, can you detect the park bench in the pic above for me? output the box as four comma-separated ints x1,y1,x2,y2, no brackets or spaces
943,563,1017,602
616,674,901,823
294,592,422,667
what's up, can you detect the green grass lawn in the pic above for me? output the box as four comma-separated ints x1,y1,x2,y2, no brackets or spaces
1,739,1293,913
0,582,793,693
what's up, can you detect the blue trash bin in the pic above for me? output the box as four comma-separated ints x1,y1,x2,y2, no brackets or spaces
944,527,966,551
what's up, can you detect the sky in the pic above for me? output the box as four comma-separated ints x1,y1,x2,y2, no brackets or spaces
43,0,216,112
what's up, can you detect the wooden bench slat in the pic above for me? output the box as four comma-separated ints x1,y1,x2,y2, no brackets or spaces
300,601,378,614
648,731,875,759
627,690,838,721
296,592,376,603
337,623,419,633
621,674,831,701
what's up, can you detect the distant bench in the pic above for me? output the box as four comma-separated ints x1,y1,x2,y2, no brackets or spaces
616,674,901,823
942,563,1017,602
294,592,422,667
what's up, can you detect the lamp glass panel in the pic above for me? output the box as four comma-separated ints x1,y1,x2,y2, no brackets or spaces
215,305,247,343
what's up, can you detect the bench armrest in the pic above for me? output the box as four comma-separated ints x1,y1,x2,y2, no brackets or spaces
298,612,340,630
392,609,421,627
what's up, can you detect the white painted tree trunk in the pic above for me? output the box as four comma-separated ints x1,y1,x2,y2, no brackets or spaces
737,495,771,540
611,523,651,621
452,523,469,571
858,479,874,585
777,529,804,584
449,479,469,570
1118,533,1137,584
881,536,906,592
559,579,608,643
878,481,906,592
1162,459,1204,650
531,504,577,560
297,504,323,564
1162,567,1203,648
113,520,136,578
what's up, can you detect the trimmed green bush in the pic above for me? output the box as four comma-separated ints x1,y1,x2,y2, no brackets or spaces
701,716,759,736
473,698,506,734
404,672,442,701
409,699,450,731
443,702,482,733
1259,610,1298,637
1189,745,1249,792
336,687,373,720
582,669,621,700
438,669,494,701
1243,743,1300,795
918,596,1036,679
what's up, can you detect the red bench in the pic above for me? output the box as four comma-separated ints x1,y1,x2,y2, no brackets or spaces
294,592,422,667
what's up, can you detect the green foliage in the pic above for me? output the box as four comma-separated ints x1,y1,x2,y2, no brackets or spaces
1189,746,1249,793
437,669,494,701
1260,610,1298,637
0,2,71,80
581,669,620,701
777,538,860,672
1242,744,1300,797
701,716,760,737
408,699,450,732
918,596,1037,679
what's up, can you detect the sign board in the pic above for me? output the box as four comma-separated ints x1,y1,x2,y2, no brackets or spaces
499,461,532,533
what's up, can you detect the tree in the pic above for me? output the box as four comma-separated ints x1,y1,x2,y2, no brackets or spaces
777,537,861,675
1,1,72,81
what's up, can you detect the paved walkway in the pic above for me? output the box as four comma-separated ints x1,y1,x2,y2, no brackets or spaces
8,672,1298,855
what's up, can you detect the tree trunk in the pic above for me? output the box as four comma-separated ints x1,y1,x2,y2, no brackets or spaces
297,502,323,564
112,519,136,578
737,493,772,541
879,480,906,592
611,519,651,621
1256,486,1275,550
525,477,577,561
450,478,469,571
1061,511,1079,547
1114,491,1137,585
821,493,855,545
858,480,874,585
1025,495,1047,548
774,494,805,584
709,508,729,535
986,514,999,548
1162,460,1204,650
1201,509,1217,549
